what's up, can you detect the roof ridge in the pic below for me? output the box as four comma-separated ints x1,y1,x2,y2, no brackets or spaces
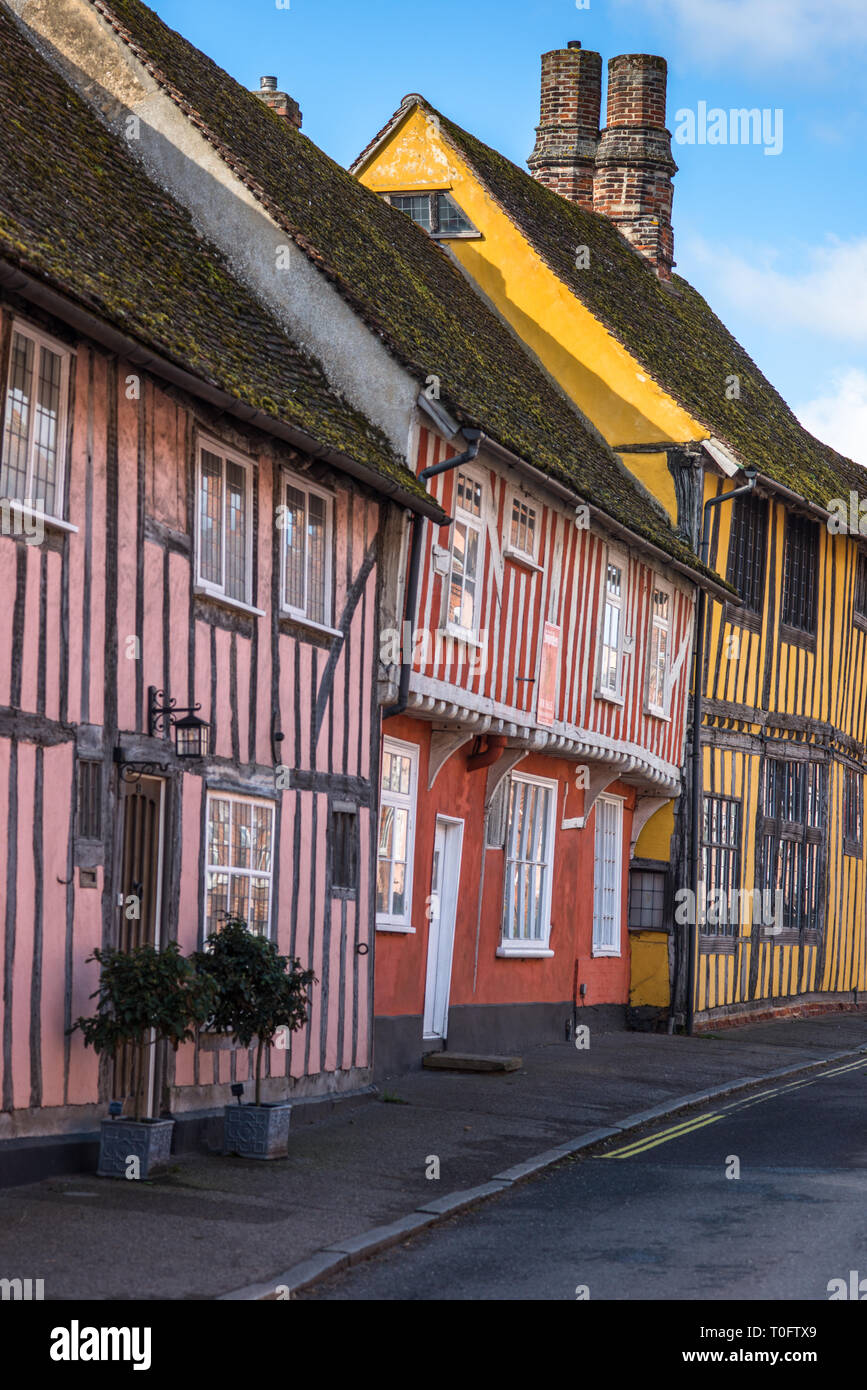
89,0,449,401
69,0,730,580
414,97,864,502
0,5,436,509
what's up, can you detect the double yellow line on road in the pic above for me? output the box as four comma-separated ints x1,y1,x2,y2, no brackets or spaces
599,1055,867,1160
601,1112,722,1159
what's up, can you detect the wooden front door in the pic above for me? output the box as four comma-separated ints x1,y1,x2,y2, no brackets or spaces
113,775,166,1111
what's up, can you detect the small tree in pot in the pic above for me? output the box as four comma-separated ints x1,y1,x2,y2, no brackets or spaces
194,919,315,1159
70,941,216,1178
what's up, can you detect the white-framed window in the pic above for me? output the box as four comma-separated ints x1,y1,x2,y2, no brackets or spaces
376,737,419,931
592,794,623,956
597,547,627,701
499,772,557,955
205,793,275,938
196,438,254,606
279,472,333,627
1,320,71,520
446,468,485,638
646,580,672,717
385,190,479,239
506,490,539,564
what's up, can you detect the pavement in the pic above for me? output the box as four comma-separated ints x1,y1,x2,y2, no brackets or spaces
3,1010,866,1300
301,1050,867,1301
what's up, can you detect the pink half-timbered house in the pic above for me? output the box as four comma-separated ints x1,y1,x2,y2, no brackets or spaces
0,7,442,1169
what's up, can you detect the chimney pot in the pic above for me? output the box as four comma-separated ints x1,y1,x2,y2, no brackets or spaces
568,41,581,49
252,76,302,130
528,46,602,211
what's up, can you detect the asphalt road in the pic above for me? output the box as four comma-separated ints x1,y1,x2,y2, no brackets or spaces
302,1055,867,1300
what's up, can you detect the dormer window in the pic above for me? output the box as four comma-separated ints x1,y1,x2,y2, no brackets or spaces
386,191,479,239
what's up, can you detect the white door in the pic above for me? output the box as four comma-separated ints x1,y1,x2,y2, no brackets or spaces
423,817,464,1040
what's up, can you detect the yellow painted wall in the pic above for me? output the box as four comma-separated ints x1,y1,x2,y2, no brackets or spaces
634,801,675,862
630,933,670,1008
358,108,705,451
694,482,867,1012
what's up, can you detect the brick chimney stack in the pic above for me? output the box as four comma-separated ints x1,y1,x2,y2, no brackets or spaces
254,75,302,130
528,42,601,211
593,55,677,279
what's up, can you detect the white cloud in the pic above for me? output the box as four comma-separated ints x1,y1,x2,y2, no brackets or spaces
684,235,867,344
796,369,867,466
615,0,867,65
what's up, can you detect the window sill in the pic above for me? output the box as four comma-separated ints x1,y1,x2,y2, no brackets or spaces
280,611,343,640
698,935,738,955
0,504,78,537
724,602,762,634
779,622,816,651
595,688,624,707
496,942,554,959
442,623,484,649
375,922,416,934
503,546,543,573
431,231,483,240
194,586,265,619
591,947,621,958
645,705,672,723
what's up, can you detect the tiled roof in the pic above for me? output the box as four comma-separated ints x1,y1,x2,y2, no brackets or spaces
0,5,431,509
379,98,865,511
78,0,725,582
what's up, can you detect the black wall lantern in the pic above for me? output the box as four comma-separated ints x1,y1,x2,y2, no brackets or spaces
148,686,210,759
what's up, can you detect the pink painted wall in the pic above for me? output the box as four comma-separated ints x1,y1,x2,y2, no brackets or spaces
0,303,383,1136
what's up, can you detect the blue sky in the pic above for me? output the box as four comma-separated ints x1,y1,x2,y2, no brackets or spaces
149,0,867,466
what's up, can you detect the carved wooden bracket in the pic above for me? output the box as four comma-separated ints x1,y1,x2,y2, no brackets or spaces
629,795,672,857
484,748,528,807
428,731,475,790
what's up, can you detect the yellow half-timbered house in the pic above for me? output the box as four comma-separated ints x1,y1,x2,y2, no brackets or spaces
354,46,867,1028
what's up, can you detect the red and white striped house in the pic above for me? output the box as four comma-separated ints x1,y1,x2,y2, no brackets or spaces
374,423,711,1068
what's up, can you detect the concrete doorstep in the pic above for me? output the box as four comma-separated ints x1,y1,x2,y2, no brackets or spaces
422,1053,523,1073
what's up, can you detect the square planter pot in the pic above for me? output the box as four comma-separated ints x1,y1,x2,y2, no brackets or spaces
223,1102,291,1159
97,1117,175,1179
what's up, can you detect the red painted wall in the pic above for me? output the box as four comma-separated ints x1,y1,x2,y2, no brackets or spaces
375,715,634,1018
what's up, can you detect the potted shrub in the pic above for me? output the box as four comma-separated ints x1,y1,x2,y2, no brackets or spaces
70,941,216,1179
194,919,315,1159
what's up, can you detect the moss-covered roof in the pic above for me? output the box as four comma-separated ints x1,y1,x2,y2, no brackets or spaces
80,0,725,582
391,100,865,510
0,7,431,509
